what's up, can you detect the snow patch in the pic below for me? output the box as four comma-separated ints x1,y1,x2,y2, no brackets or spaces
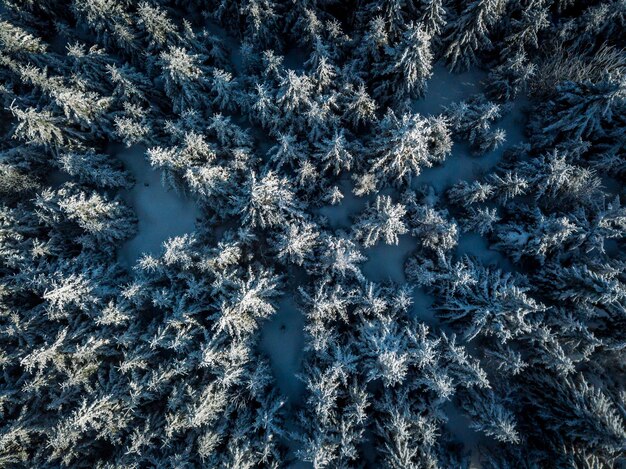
361,233,418,284
115,145,200,267
317,178,370,230
456,232,515,272
412,63,486,117
260,295,306,404
411,287,437,325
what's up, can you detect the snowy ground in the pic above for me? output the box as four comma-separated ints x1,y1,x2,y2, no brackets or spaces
412,63,486,117
361,233,418,284
317,177,370,229
260,295,306,404
413,65,527,193
115,144,200,267
457,232,515,272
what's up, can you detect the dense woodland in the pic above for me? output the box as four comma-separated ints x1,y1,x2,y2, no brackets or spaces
0,0,625,467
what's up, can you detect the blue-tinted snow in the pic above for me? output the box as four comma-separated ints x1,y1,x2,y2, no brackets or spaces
116,145,200,267
412,63,486,117
361,233,417,283
411,287,437,325
444,401,486,466
260,295,306,404
413,106,527,192
412,64,527,192
456,232,515,272
317,178,369,229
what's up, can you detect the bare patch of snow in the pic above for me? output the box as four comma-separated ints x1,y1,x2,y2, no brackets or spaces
444,401,485,467
457,232,515,272
317,178,370,230
361,233,418,284
115,144,200,267
260,295,306,404
411,287,437,325
412,63,486,117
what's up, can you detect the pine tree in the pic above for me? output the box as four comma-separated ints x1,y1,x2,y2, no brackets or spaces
342,84,378,128
531,74,626,154
314,129,356,175
529,374,626,457
375,22,433,104
444,0,508,71
419,0,448,37
369,110,451,185
446,95,506,154
494,207,579,263
277,70,313,115
10,105,64,149
448,180,495,207
71,0,140,55
158,46,209,113
461,206,500,235
209,68,240,112
266,133,307,170
242,0,281,51
488,51,536,101
316,234,366,281
461,388,521,444
407,203,459,254
238,171,300,229
274,221,319,266
437,260,545,342
136,2,178,48
56,187,137,247
353,195,408,247
58,150,132,188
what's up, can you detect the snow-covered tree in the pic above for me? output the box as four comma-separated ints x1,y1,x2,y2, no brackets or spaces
375,22,433,104
274,221,319,266
353,195,408,247
462,206,501,235
369,110,452,185
528,374,626,458
58,150,132,188
462,388,521,444
419,0,448,37
316,234,366,281
407,202,459,254
238,171,300,228
342,84,377,128
446,95,506,154
436,259,545,342
10,105,64,149
314,129,357,175
158,46,209,113
494,207,579,263
444,0,508,71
